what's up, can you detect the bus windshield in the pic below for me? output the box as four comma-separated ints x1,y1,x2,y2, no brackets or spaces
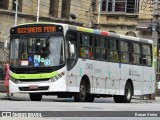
10,36,65,67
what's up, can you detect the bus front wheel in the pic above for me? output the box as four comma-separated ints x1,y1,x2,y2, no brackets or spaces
113,82,132,103
74,80,87,102
29,93,42,101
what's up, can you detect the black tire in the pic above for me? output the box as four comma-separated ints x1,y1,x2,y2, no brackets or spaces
29,93,42,101
114,82,132,103
85,94,94,102
74,80,87,102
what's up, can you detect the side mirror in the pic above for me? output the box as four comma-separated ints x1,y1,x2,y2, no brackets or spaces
69,41,75,55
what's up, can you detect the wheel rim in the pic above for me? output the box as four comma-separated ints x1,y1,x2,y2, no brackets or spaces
80,83,86,99
126,87,131,100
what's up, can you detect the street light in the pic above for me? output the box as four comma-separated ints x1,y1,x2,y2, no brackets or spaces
37,0,40,23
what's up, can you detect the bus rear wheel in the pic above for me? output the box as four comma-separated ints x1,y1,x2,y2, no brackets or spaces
74,80,87,102
113,82,132,103
29,93,42,101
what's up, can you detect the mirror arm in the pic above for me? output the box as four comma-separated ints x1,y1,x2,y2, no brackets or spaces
68,41,71,46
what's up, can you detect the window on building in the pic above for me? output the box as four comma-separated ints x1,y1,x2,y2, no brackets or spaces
101,0,139,13
12,0,23,12
49,0,59,17
127,0,136,13
0,0,9,9
115,0,126,12
125,31,137,37
61,0,71,19
102,0,107,11
108,0,112,12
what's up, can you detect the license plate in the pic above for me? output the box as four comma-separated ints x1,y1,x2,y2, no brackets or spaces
29,85,38,89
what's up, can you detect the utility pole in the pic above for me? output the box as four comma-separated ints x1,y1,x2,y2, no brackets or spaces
37,0,40,23
14,0,18,26
152,0,159,100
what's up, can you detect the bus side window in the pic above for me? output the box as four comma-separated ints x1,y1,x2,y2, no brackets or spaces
142,45,152,66
132,43,141,65
66,30,78,70
80,33,93,59
95,36,107,60
80,47,86,58
120,41,129,63
109,39,119,62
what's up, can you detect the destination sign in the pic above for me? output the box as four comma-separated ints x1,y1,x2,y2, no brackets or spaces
18,26,56,34
10,25,63,34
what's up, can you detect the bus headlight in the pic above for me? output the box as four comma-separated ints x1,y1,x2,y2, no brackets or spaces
10,77,21,84
50,72,65,82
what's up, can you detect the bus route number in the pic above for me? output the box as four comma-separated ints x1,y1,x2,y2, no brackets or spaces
85,63,93,70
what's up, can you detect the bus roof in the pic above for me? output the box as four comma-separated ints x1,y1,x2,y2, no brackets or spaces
68,25,153,44
13,22,153,44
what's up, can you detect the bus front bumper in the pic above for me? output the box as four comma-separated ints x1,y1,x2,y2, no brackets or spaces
9,78,67,93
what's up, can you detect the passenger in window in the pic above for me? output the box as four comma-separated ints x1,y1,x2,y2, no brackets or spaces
113,51,118,62
31,39,41,54
142,55,147,65
104,49,108,60
131,54,134,63
121,53,125,62
41,43,50,58
139,57,142,64
89,47,93,59
80,47,86,58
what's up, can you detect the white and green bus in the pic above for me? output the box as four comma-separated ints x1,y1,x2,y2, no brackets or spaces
9,23,155,103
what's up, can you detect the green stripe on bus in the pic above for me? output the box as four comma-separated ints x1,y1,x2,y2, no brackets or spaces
152,46,155,68
80,68,82,77
10,71,58,79
150,75,152,81
108,70,111,79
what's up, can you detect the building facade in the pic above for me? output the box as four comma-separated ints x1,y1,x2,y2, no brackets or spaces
92,0,153,39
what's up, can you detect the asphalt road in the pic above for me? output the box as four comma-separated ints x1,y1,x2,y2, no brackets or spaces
0,93,160,120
